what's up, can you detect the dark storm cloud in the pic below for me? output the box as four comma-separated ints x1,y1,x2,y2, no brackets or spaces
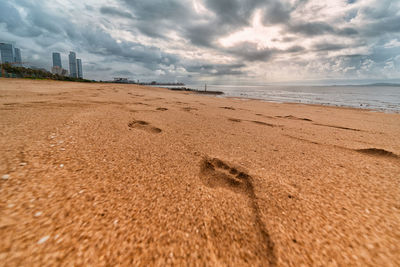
121,0,194,39
119,0,294,47
313,43,347,52
288,22,334,36
72,26,180,70
0,1,24,31
286,45,304,53
362,16,400,37
261,1,291,24
0,1,42,37
184,0,292,46
224,42,276,62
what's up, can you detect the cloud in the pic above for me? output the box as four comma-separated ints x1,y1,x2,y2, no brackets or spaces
185,63,246,76
384,39,400,49
113,69,133,76
313,43,347,51
224,42,276,62
0,0,399,83
100,6,134,19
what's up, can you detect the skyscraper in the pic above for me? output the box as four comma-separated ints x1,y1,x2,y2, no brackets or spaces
69,51,77,78
52,52,62,68
14,48,22,66
76,58,83,78
0,43,15,63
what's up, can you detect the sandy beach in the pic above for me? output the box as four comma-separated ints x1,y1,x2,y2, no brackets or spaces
1,78,399,266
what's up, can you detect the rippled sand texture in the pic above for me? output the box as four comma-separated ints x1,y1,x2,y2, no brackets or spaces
1,79,400,266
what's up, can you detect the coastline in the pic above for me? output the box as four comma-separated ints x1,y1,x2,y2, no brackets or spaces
176,83,400,114
1,78,400,266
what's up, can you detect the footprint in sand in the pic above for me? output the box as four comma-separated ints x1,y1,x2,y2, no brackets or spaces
276,115,312,121
182,107,198,112
128,120,162,133
220,106,235,110
199,157,276,266
356,148,399,159
250,120,281,128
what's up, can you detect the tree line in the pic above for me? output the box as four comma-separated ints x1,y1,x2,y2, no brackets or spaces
0,63,94,82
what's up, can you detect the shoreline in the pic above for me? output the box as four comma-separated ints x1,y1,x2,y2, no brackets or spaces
157,85,399,114
170,83,400,114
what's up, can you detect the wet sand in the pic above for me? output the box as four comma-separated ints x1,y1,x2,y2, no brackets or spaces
1,78,399,266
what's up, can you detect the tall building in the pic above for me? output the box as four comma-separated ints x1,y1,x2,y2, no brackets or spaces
52,52,62,68
76,58,83,78
14,48,22,66
0,43,15,63
68,51,77,78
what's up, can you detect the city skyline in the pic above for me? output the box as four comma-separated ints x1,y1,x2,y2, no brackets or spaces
0,42,22,67
1,41,84,78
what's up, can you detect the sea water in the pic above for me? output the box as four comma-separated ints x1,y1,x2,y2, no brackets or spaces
181,84,400,113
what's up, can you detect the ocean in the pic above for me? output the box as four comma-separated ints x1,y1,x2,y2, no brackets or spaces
179,84,400,113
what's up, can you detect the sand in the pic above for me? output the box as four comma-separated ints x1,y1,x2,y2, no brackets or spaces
0,78,399,266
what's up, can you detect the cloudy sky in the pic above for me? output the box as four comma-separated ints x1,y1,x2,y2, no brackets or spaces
1,0,400,84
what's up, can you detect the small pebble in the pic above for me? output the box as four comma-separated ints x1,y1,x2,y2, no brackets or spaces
114,219,119,226
37,235,50,244
34,211,42,217
59,164,64,168
2,174,10,180
20,162,27,166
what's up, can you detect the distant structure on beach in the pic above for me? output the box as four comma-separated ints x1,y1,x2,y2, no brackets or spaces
68,51,83,78
0,42,23,66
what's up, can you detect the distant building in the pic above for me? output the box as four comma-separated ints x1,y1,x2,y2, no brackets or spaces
14,48,22,66
76,58,83,78
114,77,128,83
0,43,15,63
52,52,62,68
0,43,23,66
68,51,77,78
